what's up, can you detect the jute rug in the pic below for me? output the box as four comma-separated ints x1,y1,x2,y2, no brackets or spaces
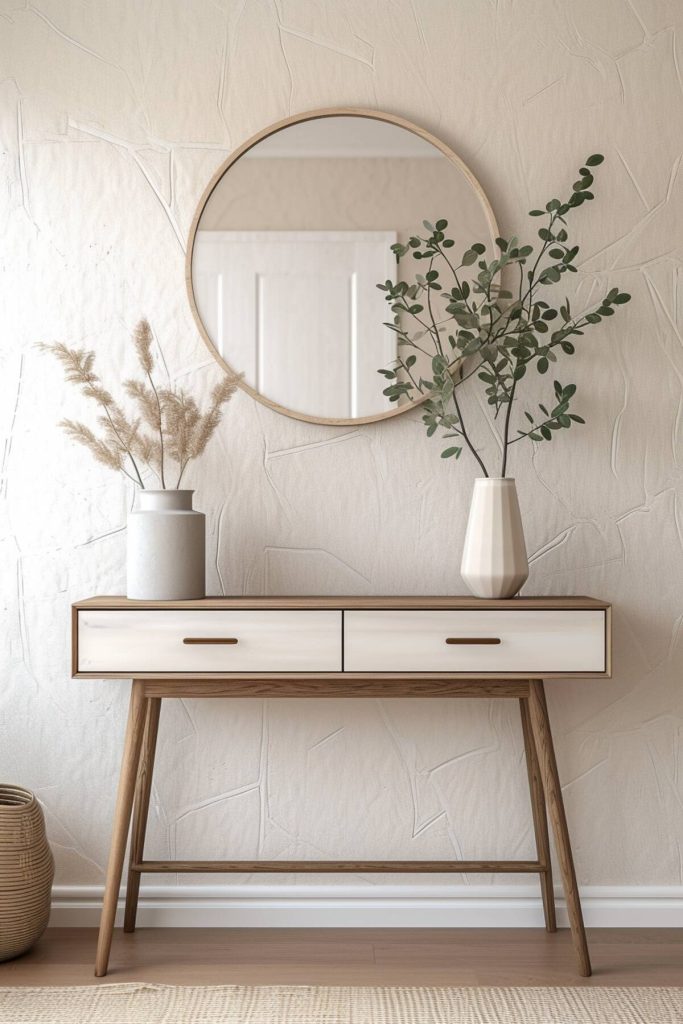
0,986,682,1024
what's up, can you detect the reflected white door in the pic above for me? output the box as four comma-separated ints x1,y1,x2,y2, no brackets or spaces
192,230,397,418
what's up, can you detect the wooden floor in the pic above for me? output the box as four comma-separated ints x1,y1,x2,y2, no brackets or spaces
0,929,681,987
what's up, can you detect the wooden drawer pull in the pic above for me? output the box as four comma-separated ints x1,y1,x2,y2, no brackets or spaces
183,637,239,645
445,637,501,645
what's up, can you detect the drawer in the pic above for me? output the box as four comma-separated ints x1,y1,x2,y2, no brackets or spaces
343,609,607,674
77,610,342,674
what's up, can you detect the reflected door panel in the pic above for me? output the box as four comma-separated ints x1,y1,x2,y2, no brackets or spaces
193,230,396,419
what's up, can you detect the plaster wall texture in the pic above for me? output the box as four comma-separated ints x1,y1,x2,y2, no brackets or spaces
0,0,682,894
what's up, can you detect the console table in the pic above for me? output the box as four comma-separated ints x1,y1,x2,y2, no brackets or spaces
72,595,610,977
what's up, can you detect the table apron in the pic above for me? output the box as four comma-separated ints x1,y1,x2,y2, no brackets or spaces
139,678,534,698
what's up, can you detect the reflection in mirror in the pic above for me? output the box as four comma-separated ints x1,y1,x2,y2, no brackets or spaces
190,114,497,423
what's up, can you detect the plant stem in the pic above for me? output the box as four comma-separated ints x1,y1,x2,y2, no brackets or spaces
451,388,488,476
452,357,487,389
425,259,445,357
420,267,489,476
398,299,443,355
432,243,475,315
119,466,141,486
176,460,189,488
146,370,166,489
398,358,420,393
500,374,518,476
101,405,145,488
509,413,558,445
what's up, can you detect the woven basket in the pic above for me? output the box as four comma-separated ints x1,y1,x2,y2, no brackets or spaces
0,784,54,961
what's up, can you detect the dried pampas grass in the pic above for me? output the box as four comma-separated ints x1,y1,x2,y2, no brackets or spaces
40,319,239,489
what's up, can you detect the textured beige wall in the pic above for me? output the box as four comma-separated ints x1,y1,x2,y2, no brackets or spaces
1,0,682,895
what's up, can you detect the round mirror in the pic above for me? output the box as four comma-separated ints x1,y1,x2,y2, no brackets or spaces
187,109,498,425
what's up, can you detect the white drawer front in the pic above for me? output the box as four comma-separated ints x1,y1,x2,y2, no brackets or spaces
344,610,606,673
78,610,342,673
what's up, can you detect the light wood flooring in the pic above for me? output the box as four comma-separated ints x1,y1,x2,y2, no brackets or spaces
1,929,681,987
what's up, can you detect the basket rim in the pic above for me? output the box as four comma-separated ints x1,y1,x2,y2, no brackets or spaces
0,785,37,812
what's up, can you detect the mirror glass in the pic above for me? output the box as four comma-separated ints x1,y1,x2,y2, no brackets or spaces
189,113,497,424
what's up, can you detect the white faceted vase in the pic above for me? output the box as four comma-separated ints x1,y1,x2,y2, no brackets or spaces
460,478,529,599
127,490,205,600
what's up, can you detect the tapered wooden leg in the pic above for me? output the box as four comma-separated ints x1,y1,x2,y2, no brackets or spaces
123,697,161,933
519,696,556,932
528,680,591,977
95,681,148,977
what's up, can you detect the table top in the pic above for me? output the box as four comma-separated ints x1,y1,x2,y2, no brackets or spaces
74,595,610,611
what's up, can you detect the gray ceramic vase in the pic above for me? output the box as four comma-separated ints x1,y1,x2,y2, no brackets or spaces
127,489,205,600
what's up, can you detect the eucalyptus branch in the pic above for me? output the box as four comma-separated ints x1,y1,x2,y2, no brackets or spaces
451,387,489,476
500,372,518,476
423,260,488,474
432,242,476,315
425,259,445,357
377,153,632,474
452,357,488,389
394,298,443,352
397,357,421,393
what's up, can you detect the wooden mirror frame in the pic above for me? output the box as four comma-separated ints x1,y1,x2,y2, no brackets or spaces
185,108,499,426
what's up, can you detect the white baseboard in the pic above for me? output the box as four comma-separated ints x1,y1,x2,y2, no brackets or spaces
50,884,683,928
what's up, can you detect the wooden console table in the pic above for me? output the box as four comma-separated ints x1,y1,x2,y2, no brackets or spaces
72,595,611,977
